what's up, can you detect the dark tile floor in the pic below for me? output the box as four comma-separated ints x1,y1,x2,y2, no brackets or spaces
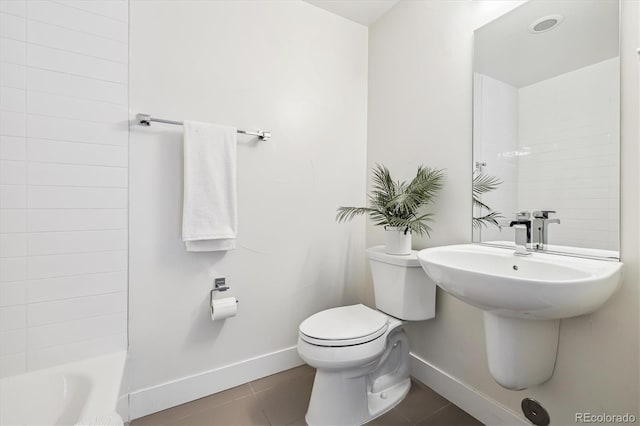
131,365,483,426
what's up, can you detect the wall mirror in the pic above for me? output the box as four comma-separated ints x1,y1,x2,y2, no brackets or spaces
472,0,620,260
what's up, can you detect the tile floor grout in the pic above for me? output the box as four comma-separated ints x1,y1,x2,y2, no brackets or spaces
411,402,452,425
248,381,257,395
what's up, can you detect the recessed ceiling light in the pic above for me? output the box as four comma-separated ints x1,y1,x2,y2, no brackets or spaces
529,14,564,34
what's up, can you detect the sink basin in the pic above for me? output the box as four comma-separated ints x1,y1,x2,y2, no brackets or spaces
417,243,622,319
417,244,623,390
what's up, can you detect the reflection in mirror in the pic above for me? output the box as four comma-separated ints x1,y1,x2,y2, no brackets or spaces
472,0,620,260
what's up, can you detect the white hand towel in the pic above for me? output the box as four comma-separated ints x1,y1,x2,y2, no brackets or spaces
182,120,237,252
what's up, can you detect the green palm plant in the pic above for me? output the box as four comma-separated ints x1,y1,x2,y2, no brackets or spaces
473,171,503,229
336,164,445,236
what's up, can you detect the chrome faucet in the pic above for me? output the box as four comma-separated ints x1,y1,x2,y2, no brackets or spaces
509,211,532,256
531,211,560,250
508,210,561,254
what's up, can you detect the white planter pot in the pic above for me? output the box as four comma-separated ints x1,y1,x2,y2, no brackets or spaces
384,227,412,255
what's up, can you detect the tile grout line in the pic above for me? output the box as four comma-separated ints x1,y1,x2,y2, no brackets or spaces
1,157,128,170
0,33,127,65
261,407,273,426
410,402,452,426
0,84,129,107
49,0,128,24
0,59,128,86
23,11,29,373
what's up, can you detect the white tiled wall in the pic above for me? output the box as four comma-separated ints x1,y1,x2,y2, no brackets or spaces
474,58,619,252
518,58,620,251
0,0,128,377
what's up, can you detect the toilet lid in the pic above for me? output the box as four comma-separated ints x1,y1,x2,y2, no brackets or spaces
299,304,388,346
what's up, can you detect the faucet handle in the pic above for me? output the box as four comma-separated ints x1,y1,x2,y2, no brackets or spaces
516,211,531,220
533,210,556,219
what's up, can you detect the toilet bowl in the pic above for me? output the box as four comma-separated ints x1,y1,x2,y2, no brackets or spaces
297,246,437,426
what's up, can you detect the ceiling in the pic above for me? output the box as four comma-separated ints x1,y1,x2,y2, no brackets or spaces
304,0,400,26
474,0,619,88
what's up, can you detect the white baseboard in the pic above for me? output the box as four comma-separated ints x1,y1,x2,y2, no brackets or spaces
129,346,303,420
409,353,528,426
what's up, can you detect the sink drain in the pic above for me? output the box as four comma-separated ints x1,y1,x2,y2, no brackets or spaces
521,398,549,426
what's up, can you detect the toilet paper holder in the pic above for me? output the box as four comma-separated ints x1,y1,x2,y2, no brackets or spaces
210,278,239,304
212,277,229,292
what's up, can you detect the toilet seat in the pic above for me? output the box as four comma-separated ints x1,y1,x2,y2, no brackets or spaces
299,304,389,347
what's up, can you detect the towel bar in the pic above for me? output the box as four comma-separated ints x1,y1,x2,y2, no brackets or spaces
136,113,271,141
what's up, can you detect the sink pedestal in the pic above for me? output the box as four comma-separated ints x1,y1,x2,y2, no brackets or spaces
484,313,559,390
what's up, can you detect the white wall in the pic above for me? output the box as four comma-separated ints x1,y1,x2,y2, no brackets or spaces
368,1,638,424
472,73,519,243
128,0,367,417
518,58,620,251
0,0,128,377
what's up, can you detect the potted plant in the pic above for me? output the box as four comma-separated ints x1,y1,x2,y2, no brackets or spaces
336,164,445,255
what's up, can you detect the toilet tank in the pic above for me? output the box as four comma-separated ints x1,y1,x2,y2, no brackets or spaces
365,246,436,321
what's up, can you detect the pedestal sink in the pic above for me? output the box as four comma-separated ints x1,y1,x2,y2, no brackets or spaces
417,244,623,390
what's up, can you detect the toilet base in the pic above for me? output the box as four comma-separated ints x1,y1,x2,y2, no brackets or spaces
304,329,411,426
305,373,410,426
367,377,411,421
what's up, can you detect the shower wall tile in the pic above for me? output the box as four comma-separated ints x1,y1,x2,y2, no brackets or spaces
27,209,127,232
0,160,26,185
0,352,26,377
26,115,127,146
55,0,128,23
0,62,25,89
0,305,26,331
27,186,127,208
27,251,127,280
0,329,26,356
0,257,26,282
27,312,126,350
0,111,26,136
0,0,26,17
0,185,26,208
27,162,127,188
28,332,126,371
0,233,26,257
26,1,127,42
27,292,126,327
0,136,26,161
517,58,619,251
0,12,26,40
0,87,26,112
26,91,127,123
27,20,127,63
27,44,127,83
0,38,26,64
0,0,128,377
26,68,127,104
27,139,128,167
0,281,27,306
27,271,126,303
0,209,27,233
26,229,127,256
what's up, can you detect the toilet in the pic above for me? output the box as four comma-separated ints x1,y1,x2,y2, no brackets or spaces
297,246,436,426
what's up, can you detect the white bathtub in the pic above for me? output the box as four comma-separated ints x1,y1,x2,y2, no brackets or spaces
0,351,127,426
